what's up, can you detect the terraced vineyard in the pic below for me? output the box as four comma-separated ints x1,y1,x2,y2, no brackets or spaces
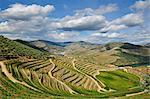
51,58,105,92
0,56,146,98
1,60,73,98
0,36,148,98
74,59,101,76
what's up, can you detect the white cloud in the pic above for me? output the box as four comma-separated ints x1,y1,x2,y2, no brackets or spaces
0,3,54,20
89,27,150,44
111,13,144,27
51,5,142,32
0,3,54,34
55,15,108,31
0,21,14,32
0,16,51,33
99,24,127,32
48,31,79,40
91,32,120,38
48,4,118,31
75,4,118,16
0,2,148,44
108,24,127,31
130,0,150,10
0,3,138,35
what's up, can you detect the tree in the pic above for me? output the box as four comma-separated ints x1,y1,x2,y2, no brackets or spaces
142,74,150,93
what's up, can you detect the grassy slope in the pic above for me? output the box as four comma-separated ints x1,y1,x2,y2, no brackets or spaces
0,36,148,98
66,42,150,66
0,36,50,59
96,70,140,90
119,93,150,99
113,50,150,66
74,49,150,67
0,59,145,98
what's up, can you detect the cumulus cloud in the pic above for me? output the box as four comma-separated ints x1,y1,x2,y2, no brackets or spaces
111,13,144,27
0,3,54,20
88,32,124,44
0,3,54,34
50,5,142,32
130,0,150,10
96,13,143,33
89,27,150,44
0,2,148,44
99,24,127,33
54,15,108,31
0,21,15,32
91,32,120,38
0,16,51,33
0,3,138,35
50,4,118,31
75,4,118,16
48,31,79,40
120,30,150,44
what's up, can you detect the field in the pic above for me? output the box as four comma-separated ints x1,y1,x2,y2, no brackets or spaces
0,57,147,98
0,36,149,98
96,70,140,91
119,93,150,99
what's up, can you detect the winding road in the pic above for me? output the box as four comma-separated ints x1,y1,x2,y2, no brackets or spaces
0,61,39,91
71,58,106,92
48,59,77,94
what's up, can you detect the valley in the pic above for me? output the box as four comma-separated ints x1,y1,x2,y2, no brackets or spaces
0,35,150,98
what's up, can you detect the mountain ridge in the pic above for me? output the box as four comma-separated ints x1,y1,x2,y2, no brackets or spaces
13,37,150,66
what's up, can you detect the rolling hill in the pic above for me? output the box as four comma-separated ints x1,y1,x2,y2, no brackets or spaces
24,40,150,66
0,35,149,98
0,36,50,60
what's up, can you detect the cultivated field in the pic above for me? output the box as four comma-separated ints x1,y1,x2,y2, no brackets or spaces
0,56,147,98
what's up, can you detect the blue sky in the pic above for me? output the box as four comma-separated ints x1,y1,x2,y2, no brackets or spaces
0,0,135,18
0,0,150,44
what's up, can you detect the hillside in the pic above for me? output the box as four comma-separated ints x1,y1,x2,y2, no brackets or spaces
26,40,150,66
64,42,150,66
0,55,144,98
14,39,47,52
29,40,66,54
0,36,149,98
1,0,150,98
0,36,50,60
144,43,150,48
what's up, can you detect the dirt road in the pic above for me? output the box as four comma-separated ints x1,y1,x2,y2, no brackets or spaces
0,61,38,91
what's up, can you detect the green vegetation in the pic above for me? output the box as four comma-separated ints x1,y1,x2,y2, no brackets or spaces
74,59,100,76
119,93,150,99
51,58,102,92
113,51,150,66
0,36,50,60
0,67,52,98
96,70,140,90
142,74,150,92
0,36,149,98
5,59,73,95
0,59,146,98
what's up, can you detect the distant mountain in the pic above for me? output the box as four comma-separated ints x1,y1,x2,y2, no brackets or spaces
64,42,150,66
1,36,149,98
144,43,150,48
27,40,99,54
64,41,100,54
28,40,66,54
15,39,47,52
14,38,150,66
103,42,142,50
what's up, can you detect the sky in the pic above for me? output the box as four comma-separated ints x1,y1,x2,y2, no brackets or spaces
0,0,150,44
